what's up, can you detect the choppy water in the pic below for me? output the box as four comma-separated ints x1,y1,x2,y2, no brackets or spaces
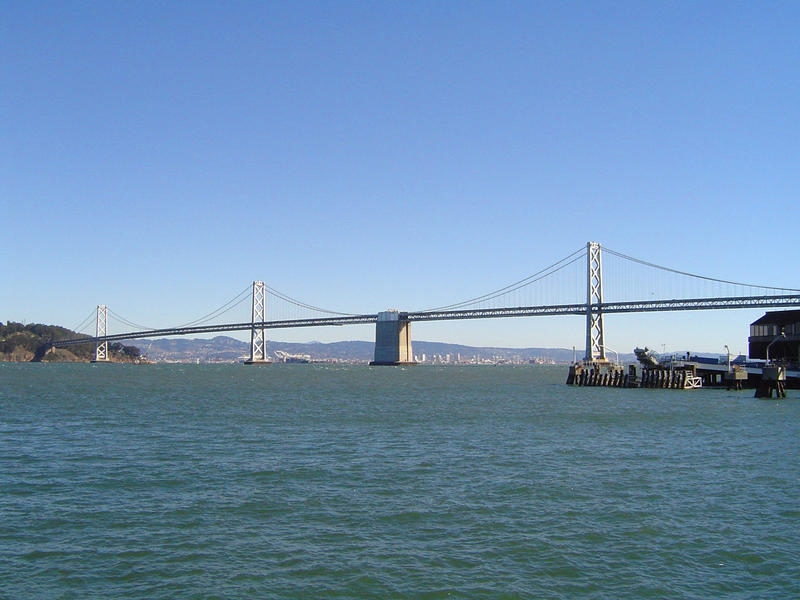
1,363,798,598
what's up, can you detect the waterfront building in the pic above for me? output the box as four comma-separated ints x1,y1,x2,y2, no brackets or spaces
749,310,800,366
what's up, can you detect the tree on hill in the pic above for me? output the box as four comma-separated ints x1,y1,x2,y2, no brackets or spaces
0,321,141,362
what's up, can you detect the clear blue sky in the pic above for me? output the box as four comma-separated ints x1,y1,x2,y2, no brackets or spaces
2,1,798,355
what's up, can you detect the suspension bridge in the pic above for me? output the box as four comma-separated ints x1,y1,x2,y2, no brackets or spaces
52,242,800,365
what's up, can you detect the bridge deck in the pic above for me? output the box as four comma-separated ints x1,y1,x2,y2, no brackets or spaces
52,294,800,348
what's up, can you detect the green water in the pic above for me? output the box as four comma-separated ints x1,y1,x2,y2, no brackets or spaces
1,363,798,598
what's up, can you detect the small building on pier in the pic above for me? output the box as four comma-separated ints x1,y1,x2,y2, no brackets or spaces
749,310,800,367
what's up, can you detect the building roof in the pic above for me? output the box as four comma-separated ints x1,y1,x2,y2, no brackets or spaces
751,310,800,326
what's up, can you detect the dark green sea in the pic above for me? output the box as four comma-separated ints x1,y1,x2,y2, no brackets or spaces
1,363,798,599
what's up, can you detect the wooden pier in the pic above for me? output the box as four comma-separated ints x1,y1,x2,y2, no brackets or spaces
566,364,634,387
567,363,702,389
567,355,796,394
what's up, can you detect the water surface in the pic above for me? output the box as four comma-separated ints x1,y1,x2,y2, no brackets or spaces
1,363,798,598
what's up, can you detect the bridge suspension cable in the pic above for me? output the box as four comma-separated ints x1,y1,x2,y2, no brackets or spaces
54,240,800,358
603,247,800,293
102,281,356,336
107,309,157,332
172,284,252,328
420,246,587,312
104,285,254,333
262,284,357,316
70,310,97,336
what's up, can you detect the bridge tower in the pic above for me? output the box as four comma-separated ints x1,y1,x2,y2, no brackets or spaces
92,305,109,362
584,241,607,363
244,280,270,364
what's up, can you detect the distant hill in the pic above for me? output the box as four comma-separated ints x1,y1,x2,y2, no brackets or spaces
0,321,641,364
127,335,629,364
0,321,141,363
132,336,370,362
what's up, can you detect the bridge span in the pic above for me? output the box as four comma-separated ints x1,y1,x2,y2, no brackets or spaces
52,243,800,365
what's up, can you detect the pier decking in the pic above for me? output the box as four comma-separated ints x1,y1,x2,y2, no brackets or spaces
567,352,798,395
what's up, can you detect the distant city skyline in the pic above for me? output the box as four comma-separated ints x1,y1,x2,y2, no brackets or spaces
3,2,798,355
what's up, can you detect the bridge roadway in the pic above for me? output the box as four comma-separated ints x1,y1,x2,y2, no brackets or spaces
52,294,800,348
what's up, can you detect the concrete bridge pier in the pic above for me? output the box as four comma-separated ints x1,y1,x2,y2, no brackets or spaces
370,310,417,366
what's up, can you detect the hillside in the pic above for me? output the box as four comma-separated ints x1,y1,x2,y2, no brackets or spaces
129,335,619,364
0,322,142,363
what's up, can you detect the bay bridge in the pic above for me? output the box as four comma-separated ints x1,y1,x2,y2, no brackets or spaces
53,242,800,365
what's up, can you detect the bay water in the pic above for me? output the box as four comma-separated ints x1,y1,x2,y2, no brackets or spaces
1,363,798,598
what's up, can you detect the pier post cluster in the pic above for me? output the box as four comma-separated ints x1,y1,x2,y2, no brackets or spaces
638,367,700,389
567,364,703,389
755,366,787,398
566,364,633,387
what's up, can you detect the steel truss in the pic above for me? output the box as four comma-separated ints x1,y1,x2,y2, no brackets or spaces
249,281,268,362
93,305,109,361
585,242,605,361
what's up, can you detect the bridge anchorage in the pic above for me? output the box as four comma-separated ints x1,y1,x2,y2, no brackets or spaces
369,311,416,366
